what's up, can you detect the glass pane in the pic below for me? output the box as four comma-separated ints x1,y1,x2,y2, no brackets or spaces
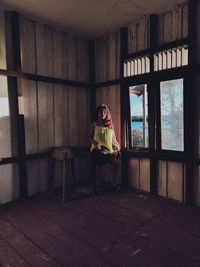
129,84,148,148
0,77,13,157
160,79,184,151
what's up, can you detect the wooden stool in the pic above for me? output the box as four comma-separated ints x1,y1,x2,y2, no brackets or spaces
49,146,89,201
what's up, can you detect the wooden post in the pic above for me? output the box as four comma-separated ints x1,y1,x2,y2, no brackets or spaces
149,14,158,195
185,0,195,205
6,12,28,198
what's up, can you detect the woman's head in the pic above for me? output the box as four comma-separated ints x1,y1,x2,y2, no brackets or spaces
95,104,113,128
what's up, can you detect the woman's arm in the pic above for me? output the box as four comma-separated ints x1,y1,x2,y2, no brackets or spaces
89,123,101,150
112,131,120,151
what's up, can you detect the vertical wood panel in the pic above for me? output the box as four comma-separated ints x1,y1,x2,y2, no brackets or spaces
182,4,188,38
137,18,148,51
61,32,68,79
67,35,77,81
63,85,69,146
68,86,78,146
27,160,40,196
158,4,188,45
36,24,53,76
53,29,62,78
22,79,38,154
0,164,19,204
38,82,54,152
54,84,64,147
20,16,36,73
168,161,183,201
128,158,139,189
140,159,150,192
157,160,167,197
95,37,107,82
77,38,89,82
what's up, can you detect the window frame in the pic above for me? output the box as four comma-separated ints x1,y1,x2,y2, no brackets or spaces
123,39,189,156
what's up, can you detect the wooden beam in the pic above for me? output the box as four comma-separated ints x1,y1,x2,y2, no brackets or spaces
6,12,28,198
149,14,158,195
184,0,195,205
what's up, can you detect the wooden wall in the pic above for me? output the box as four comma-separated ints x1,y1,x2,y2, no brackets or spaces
19,16,90,196
0,13,90,202
95,31,120,82
157,3,188,45
128,17,149,53
128,158,150,192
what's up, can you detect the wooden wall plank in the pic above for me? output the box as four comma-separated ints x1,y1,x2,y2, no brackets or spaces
38,82,54,152
158,4,188,45
0,164,19,204
116,31,120,79
22,79,38,154
36,24,53,77
67,35,77,81
53,29,62,79
157,160,167,197
95,37,107,82
182,4,188,38
168,161,183,201
54,84,64,147
108,33,116,81
0,76,12,158
61,32,68,80
0,10,6,69
138,18,148,51
68,86,78,146
20,16,36,74
76,38,89,82
63,85,69,145
128,158,139,189
140,158,150,192
27,160,40,196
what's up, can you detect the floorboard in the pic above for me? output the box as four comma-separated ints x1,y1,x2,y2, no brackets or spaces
0,190,200,267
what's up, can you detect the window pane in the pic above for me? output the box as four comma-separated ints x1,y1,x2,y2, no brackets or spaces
160,79,184,151
129,84,148,148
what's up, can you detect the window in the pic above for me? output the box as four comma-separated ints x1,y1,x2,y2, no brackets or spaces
160,79,184,151
154,45,188,71
124,55,150,77
129,84,148,148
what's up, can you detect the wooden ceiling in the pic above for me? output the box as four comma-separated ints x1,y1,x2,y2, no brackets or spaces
0,0,187,38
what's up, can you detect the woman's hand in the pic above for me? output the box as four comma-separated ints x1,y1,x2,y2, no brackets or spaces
94,141,101,150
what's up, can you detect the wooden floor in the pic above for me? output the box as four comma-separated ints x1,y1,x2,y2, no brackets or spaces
0,189,200,267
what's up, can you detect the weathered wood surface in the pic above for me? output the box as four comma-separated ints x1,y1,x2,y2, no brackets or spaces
0,164,19,204
95,32,120,82
128,17,149,54
0,192,200,266
158,3,188,45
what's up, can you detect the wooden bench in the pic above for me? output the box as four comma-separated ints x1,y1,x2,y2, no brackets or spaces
49,146,90,201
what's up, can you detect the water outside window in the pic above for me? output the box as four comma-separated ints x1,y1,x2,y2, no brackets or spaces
129,84,148,148
160,78,184,151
